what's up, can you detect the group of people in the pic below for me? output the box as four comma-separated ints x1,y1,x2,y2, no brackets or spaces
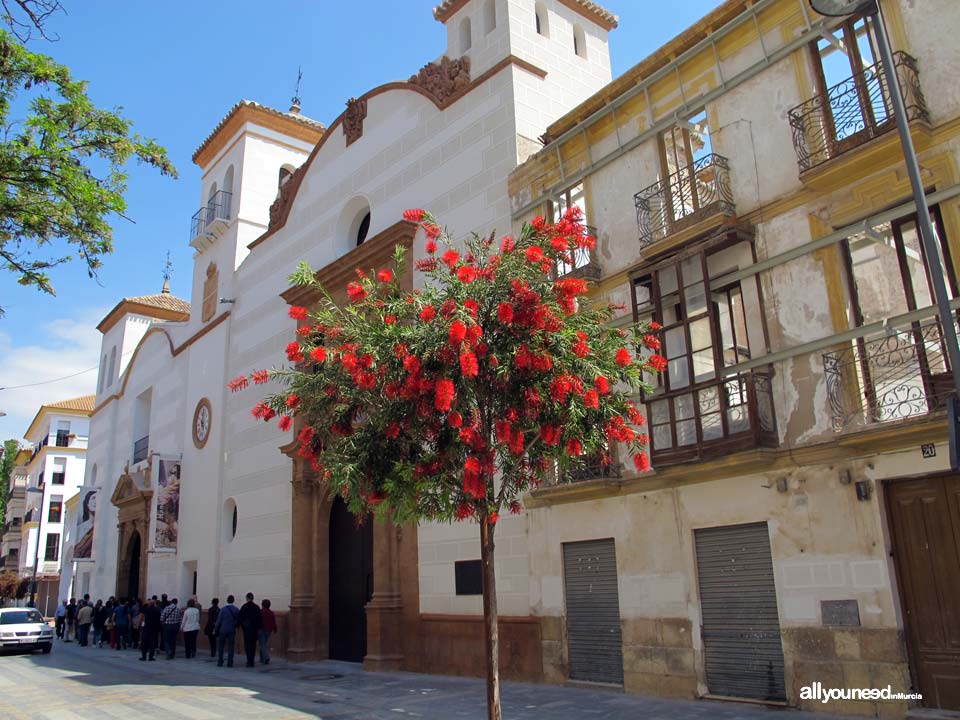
53,592,277,667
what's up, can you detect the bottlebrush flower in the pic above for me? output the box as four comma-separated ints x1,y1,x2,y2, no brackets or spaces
525,246,544,263
541,424,561,446
650,321,663,331
509,429,526,455
448,411,463,428
424,223,442,239
251,369,270,385
532,354,553,372
497,302,514,325
583,389,600,409
228,376,249,393
633,452,650,472
488,512,498,525
531,216,546,231
448,320,467,345
550,236,569,253
573,340,590,358
500,235,515,252
460,351,479,378
286,394,301,409
457,266,477,283
403,208,425,222
463,457,485,498
403,355,421,374
435,378,455,412
419,304,436,321
566,438,583,456
647,354,667,372
463,299,479,317
594,375,610,395
377,269,393,283
298,426,315,444
384,314,397,325
509,500,522,515
425,239,438,254
346,281,367,302
278,415,293,432
296,325,312,337
251,402,270,419
643,333,661,350
288,306,308,320
550,375,573,403
495,420,512,444
455,503,473,521
442,249,460,268
310,346,327,363
385,422,401,439
616,347,633,367
286,342,304,363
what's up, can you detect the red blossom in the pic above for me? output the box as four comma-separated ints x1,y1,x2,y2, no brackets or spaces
288,306,308,320
403,208,425,222
377,269,393,283
633,452,650,472
425,239,438,255
441,249,460,268
419,304,436,321
550,236,569,253
463,299,479,317
500,235,515,252
385,422,401,439
448,411,463,428
566,438,583,456
525,245,545,263
649,321,663,331
455,503,473,521
346,281,367,303
448,320,467,345
278,415,293,432
456,266,477,283
549,375,574,403
434,378,455,412
460,351,479,378
616,347,633,367
310,347,327,363
488,512,498,525
286,394,301,409
509,500,522,515
286,342,304,363
541,424,561,446
228,376,249,393
416,257,438,272
583,390,600,409
298,426,315,444
647,354,667,372
403,355,421,374
531,216,546,231
296,325,312,337
509,429,526,456
497,302,514,325
463,456,485,499
251,369,270,385
573,340,590,358
495,420,512,444
424,223,442,239
384,314,397,325
643,333,661,350
594,375,610,395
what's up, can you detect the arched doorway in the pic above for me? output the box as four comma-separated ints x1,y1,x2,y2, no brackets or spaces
328,496,373,662
126,532,141,601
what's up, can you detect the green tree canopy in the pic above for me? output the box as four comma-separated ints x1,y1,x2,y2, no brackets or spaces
238,208,663,720
0,438,20,526
0,17,176,313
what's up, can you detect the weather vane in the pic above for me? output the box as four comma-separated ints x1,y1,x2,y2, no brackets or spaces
290,66,303,113
162,251,173,293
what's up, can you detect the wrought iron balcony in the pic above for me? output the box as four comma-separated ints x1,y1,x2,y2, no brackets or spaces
823,319,952,431
634,153,735,249
559,452,622,484
555,226,601,280
646,370,777,465
133,435,150,464
788,52,928,174
189,190,233,241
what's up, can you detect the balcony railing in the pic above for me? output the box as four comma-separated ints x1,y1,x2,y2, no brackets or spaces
555,226,601,280
189,190,232,240
788,52,928,174
823,319,952,431
559,452,622,484
133,435,150,464
646,370,777,465
634,153,735,249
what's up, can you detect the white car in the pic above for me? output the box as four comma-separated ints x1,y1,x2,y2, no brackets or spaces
0,608,53,653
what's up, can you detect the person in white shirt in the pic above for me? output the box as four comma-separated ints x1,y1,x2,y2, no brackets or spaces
180,598,201,658
54,600,67,640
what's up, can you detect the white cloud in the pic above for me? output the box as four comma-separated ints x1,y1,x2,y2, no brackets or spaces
0,308,107,443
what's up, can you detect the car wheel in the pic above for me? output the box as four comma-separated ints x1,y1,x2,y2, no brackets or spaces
41,643,52,654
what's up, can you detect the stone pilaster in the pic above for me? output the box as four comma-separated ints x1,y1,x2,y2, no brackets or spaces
286,461,317,662
364,517,404,671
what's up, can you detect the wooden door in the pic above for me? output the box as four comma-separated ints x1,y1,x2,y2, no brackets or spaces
887,475,960,710
328,497,373,662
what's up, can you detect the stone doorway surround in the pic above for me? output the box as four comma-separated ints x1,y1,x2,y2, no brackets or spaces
111,462,153,601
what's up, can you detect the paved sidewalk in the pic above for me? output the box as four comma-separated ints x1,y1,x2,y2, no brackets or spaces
0,639,848,719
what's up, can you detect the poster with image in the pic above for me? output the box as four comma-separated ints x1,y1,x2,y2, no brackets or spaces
73,486,97,560
154,458,181,549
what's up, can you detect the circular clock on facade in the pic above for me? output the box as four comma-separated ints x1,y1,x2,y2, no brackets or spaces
193,398,212,449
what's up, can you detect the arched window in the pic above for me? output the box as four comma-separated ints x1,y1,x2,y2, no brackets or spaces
459,16,472,52
278,164,295,189
206,182,218,224
573,24,587,58
482,0,496,34
222,165,234,218
356,211,371,247
535,2,548,36
223,498,238,542
107,346,117,387
98,355,107,393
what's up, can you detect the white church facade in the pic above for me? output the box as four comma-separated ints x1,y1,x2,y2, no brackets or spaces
84,0,615,675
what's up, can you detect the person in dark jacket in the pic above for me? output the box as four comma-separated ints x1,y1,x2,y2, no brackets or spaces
238,593,262,668
139,598,161,661
214,595,240,667
204,598,220,657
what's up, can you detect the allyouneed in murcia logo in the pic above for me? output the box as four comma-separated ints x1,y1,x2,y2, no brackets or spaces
801,682,922,704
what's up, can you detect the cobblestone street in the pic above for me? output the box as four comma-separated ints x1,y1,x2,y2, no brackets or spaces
0,640,852,720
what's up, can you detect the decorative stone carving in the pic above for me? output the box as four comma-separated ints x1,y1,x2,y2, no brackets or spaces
408,55,471,105
268,163,305,229
343,97,368,147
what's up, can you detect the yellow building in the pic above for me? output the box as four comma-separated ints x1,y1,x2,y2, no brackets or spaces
509,0,960,715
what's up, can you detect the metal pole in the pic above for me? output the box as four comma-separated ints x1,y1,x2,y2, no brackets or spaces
870,2,960,399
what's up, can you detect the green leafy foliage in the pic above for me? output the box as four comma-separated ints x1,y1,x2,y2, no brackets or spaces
0,28,177,312
237,209,662,527
0,438,20,526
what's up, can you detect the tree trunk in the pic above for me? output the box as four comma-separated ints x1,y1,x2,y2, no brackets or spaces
480,513,502,720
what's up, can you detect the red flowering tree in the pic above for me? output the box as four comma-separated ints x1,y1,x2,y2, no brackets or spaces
234,207,662,720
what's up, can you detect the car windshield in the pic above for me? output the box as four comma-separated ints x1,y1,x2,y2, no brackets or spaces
0,610,44,624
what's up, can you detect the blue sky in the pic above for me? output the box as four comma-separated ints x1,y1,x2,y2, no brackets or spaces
0,0,723,441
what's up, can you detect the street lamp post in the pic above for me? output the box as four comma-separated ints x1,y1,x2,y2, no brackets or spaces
809,0,960,463
25,486,43,608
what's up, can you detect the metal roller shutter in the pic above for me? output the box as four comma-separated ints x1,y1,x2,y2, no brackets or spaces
562,538,624,685
694,521,786,701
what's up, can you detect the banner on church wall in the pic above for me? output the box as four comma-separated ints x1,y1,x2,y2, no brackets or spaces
73,486,97,561
154,458,181,550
